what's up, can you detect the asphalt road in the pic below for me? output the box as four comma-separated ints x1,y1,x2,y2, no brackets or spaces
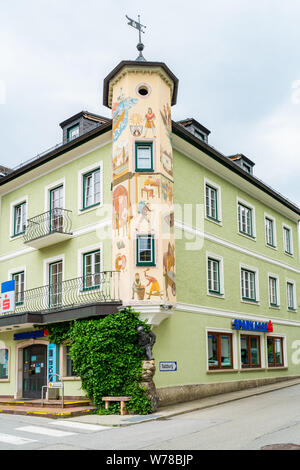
1,384,300,450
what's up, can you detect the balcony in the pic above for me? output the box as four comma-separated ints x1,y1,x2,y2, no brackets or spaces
23,209,73,249
0,272,122,329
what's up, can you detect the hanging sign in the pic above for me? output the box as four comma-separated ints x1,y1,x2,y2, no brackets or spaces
232,319,273,333
1,280,15,314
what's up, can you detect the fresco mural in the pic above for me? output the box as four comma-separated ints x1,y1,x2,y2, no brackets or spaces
143,107,156,138
115,253,127,272
130,112,143,137
112,89,138,142
160,103,172,144
144,269,163,300
112,184,131,237
163,242,176,300
112,141,129,180
140,175,161,200
132,273,145,300
160,146,173,179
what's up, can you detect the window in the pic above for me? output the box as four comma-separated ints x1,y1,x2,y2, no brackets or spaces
65,346,76,377
12,272,25,306
208,332,233,370
265,218,275,247
205,185,218,221
287,282,296,310
283,227,293,255
14,202,26,236
238,203,253,237
83,168,101,210
269,276,279,307
49,261,63,308
267,337,284,367
135,142,153,171
242,163,251,174
83,250,101,290
67,124,79,142
136,235,155,266
0,349,8,380
240,335,261,368
241,268,257,302
207,258,221,294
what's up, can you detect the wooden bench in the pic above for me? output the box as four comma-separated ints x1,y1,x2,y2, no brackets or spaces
102,396,132,415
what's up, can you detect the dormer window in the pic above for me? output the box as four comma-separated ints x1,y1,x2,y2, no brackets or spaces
67,124,80,142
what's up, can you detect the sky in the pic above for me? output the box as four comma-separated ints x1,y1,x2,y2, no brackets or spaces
1,0,300,205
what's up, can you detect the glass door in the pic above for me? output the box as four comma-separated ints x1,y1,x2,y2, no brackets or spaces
49,185,64,233
23,345,47,399
49,261,63,308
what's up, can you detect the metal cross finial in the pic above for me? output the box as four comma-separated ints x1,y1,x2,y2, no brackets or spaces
126,14,147,61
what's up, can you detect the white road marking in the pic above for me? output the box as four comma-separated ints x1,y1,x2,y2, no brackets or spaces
0,432,37,446
16,425,75,437
50,420,111,432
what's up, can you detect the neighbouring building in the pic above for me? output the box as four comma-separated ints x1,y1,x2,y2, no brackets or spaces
0,48,299,406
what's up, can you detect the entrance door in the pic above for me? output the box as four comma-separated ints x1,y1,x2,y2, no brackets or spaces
23,345,47,399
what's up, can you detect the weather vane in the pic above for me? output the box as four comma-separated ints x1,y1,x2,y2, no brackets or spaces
126,14,147,62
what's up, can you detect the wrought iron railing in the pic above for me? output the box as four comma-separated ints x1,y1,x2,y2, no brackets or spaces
24,209,72,243
11,272,120,314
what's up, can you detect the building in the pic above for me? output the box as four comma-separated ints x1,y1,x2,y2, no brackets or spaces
0,46,299,406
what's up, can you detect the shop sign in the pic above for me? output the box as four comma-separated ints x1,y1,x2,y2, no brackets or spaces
232,319,273,333
159,361,177,371
49,382,63,388
1,280,15,314
13,329,49,341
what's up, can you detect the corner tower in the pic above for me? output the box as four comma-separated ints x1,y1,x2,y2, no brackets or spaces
103,59,178,317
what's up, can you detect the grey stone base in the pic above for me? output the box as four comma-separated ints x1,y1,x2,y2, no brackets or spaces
157,375,300,407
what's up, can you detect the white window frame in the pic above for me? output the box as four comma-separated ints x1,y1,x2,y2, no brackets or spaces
240,263,259,304
286,279,297,311
237,197,256,239
204,178,222,225
206,252,224,297
268,273,280,308
78,243,103,294
205,327,238,372
9,266,26,306
10,196,28,240
44,178,65,214
78,161,103,214
283,223,293,256
264,213,277,249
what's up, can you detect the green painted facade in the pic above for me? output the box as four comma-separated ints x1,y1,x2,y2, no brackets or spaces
0,68,299,403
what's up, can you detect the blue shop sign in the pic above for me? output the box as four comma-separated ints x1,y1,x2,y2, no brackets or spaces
13,329,48,341
232,319,273,333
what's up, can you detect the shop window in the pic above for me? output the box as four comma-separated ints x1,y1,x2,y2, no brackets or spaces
0,349,9,379
240,335,261,368
65,346,76,377
207,332,233,370
267,337,284,367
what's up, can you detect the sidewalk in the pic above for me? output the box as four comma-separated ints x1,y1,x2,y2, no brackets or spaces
70,377,300,427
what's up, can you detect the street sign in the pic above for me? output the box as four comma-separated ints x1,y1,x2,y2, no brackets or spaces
159,361,177,372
